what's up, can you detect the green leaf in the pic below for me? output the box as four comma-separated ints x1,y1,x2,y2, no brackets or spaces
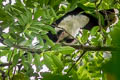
4,39,14,46
21,56,30,70
24,32,33,39
50,7,57,18
91,26,99,36
34,8,46,18
17,14,26,26
51,44,61,50
42,35,55,46
41,25,56,34
34,54,42,72
43,52,55,70
12,53,20,67
31,22,56,34
37,35,44,46
51,54,64,71
81,30,89,44
103,26,120,79
2,33,9,39
41,72,52,78
17,37,26,44
29,25,43,32
0,47,9,51
89,0,98,3
57,46,75,54
27,53,33,64
111,27,120,46
10,32,18,39
7,51,13,61
0,0,2,5
105,35,112,46
25,10,32,23
12,73,29,80
0,50,8,56
34,9,42,19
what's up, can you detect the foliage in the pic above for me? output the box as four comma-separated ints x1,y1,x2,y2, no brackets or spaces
0,0,120,80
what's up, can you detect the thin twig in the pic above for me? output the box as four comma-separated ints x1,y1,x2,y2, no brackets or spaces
67,51,87,74
95,0,103,30
95,0,107,45
0,70,6,80
96,0,103,8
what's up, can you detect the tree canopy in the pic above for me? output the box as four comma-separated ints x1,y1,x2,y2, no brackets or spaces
0,0,120,80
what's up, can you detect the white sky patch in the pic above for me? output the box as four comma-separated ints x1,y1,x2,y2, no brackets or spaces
32,15,34,19
62,66,68,74
11,0,16,5
2,0,16,5
32,37,38,46
32,65,37,72
2,0,9,5
0,43,5,46
4,66,9,69
10,47,14,50
40,57,43,61
106,27,110,33
14,18,18,22
40,65,49,72
0,21,3,23
0,56,8,63
88,35,92,40
38,17,41,21
30,77,35,80
88,35,96,41
3,27,9,33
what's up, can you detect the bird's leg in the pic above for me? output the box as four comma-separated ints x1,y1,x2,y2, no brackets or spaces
56,31,68,43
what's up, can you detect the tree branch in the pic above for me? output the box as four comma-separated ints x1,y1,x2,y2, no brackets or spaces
14,43,116,53
62,44,116,51
0,44,116,68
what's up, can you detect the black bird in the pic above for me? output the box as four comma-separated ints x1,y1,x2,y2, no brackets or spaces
47,7,119,43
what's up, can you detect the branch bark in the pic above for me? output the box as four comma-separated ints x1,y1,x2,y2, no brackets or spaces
0,44,116,68
65,44,114,51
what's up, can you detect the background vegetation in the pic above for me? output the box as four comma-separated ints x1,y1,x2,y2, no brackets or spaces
0,0,120,80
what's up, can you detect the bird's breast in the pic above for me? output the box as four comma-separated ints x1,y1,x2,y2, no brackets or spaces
57,14,90,37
